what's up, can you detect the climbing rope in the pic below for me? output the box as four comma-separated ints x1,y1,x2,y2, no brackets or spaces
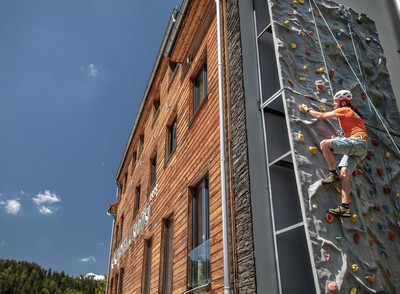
311,0,400,157
308,0,334,100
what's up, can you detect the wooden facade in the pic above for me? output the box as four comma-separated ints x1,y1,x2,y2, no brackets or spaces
107,0,230,293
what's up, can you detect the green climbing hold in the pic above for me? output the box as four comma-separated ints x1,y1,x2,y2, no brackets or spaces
366,37,372,44
357,16,363,24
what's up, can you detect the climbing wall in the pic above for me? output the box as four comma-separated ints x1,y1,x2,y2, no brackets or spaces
270,0,400,293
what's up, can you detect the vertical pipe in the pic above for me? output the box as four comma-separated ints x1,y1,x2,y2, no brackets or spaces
215,0,231,293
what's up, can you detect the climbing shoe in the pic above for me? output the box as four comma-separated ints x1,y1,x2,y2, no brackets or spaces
328,206,351,217
321,172,339,184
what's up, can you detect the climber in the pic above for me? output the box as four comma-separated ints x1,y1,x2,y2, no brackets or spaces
300,90,368,217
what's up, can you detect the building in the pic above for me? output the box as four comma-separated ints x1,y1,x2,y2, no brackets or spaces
107,0,400,293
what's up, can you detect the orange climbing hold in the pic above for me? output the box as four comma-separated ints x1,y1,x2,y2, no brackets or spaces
309,146,318,154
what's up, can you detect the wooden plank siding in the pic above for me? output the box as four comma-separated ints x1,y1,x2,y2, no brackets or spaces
107,0,230,292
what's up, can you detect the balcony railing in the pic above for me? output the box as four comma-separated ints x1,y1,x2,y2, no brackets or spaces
187,239,211,289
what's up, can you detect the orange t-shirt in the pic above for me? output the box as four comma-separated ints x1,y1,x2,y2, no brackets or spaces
333,107,366,137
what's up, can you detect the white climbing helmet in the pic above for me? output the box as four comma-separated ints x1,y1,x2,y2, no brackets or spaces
334,90,352,103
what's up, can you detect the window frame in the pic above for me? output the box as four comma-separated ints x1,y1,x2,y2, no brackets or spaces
193,61,208,114
150,155,157,189
167,117,177,157
161,215,174,294
142,238,153,294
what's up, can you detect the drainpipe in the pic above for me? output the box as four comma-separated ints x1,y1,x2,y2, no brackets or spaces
394,0,400,22
215,0,231,293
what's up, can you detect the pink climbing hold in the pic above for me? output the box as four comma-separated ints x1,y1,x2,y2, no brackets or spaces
327,282,338,294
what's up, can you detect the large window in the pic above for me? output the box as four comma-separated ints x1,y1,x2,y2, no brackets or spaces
168,117,177,157
143,238,152,294
188,176,210,288
161,216,174,293
193,61,208,113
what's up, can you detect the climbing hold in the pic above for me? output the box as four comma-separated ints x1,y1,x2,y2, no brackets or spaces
327,282,338,294
297,133,305,142
335,236,341,242
299,105,307,113
310,8,316,16
351,214,358,223
284,20,291,27
325,253,331,261
361,92,366,99
312,204,318,210
308,31,314,36
329,69,334,79
302,65,308,71
292,1,298,9
382,205,390,213
397,192,400,199
387,268,392,277
365,275,375,285
299,77,307,82
305,49,312,55
309,146,318,154
350,288,357,294
353,232,361,244
325,43,330,49
351,264,359,272
288,12,293,16
325,213,334,223
298,0,304,4
377,167,384,177
369,216,375,224
378,223,384,230
369,239,375,246
397,220,400,229
315,67,325,74
291,43,297,49
315,80,325,91
385,151,391,158
318,105,326,112
373,204,380,211
388,231,396,241
336,43,343,50
333,185,340,194
371,138,379,145
357,15,363,24
338,77,344,84
378,245,386,254
386,166,392,173
366,37,372,44
357,169,363,175
383,186,391,194
288,79,295,87
394,210,400,217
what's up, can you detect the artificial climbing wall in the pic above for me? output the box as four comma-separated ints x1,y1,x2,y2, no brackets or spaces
271,0,400,293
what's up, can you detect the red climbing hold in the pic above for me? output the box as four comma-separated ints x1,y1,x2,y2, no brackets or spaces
387,268,393,277
353,232,361,244
305,49,312,55
369,239,375,246
377,167,384,177
372,138,379,145
361,92,367,100
329,69,335,79
288,79,295,88
389,231,396,241
383,186,391,194
325,213,334,223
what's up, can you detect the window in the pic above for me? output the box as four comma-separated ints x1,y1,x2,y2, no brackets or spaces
168,118,177,156
153,99,160,119
134,186,141,216
118,215,124,244
115,224,119,248
119,268,124,294
150,155,157,188
193,61,208,113
139,135,144,156
143,238,153,294
132,152,137,173
110,278,114,294
161,216,174,293
188,176,210,288
114,274,118,294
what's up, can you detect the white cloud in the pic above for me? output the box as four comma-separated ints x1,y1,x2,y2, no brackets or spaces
33,190,61,215
80,64,98,77
4,199,21,215
78,256,96,263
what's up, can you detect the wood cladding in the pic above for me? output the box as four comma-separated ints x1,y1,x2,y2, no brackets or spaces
108,1,227,293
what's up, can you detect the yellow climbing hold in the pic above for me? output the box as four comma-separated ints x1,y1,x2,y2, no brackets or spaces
351,214,358,223
299,77,307,82
299,105,307,113
309,146,318,154
385,151,391,158
350,288,357,294
318,105,326,112
291,43,297,49
334,185,340,194
312,204,318,210
302,65,308,71
298,0,304,4
337,43,343,49
297,133,305,142
352,264,359,272
292,1,298,9
284,20,291,27
315,67,325,74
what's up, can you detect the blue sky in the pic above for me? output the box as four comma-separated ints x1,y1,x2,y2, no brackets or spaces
0,0,180,277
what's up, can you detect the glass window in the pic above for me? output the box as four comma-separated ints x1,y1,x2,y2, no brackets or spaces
143,238,152,294
194,61,208,113
151,156,157,187
134,186,141,216
168,118,177,156
119,268,124,294
188,176,210,288
162,216,174,293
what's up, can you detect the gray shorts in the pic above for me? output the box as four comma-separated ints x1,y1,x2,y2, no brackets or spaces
331,137,368,172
